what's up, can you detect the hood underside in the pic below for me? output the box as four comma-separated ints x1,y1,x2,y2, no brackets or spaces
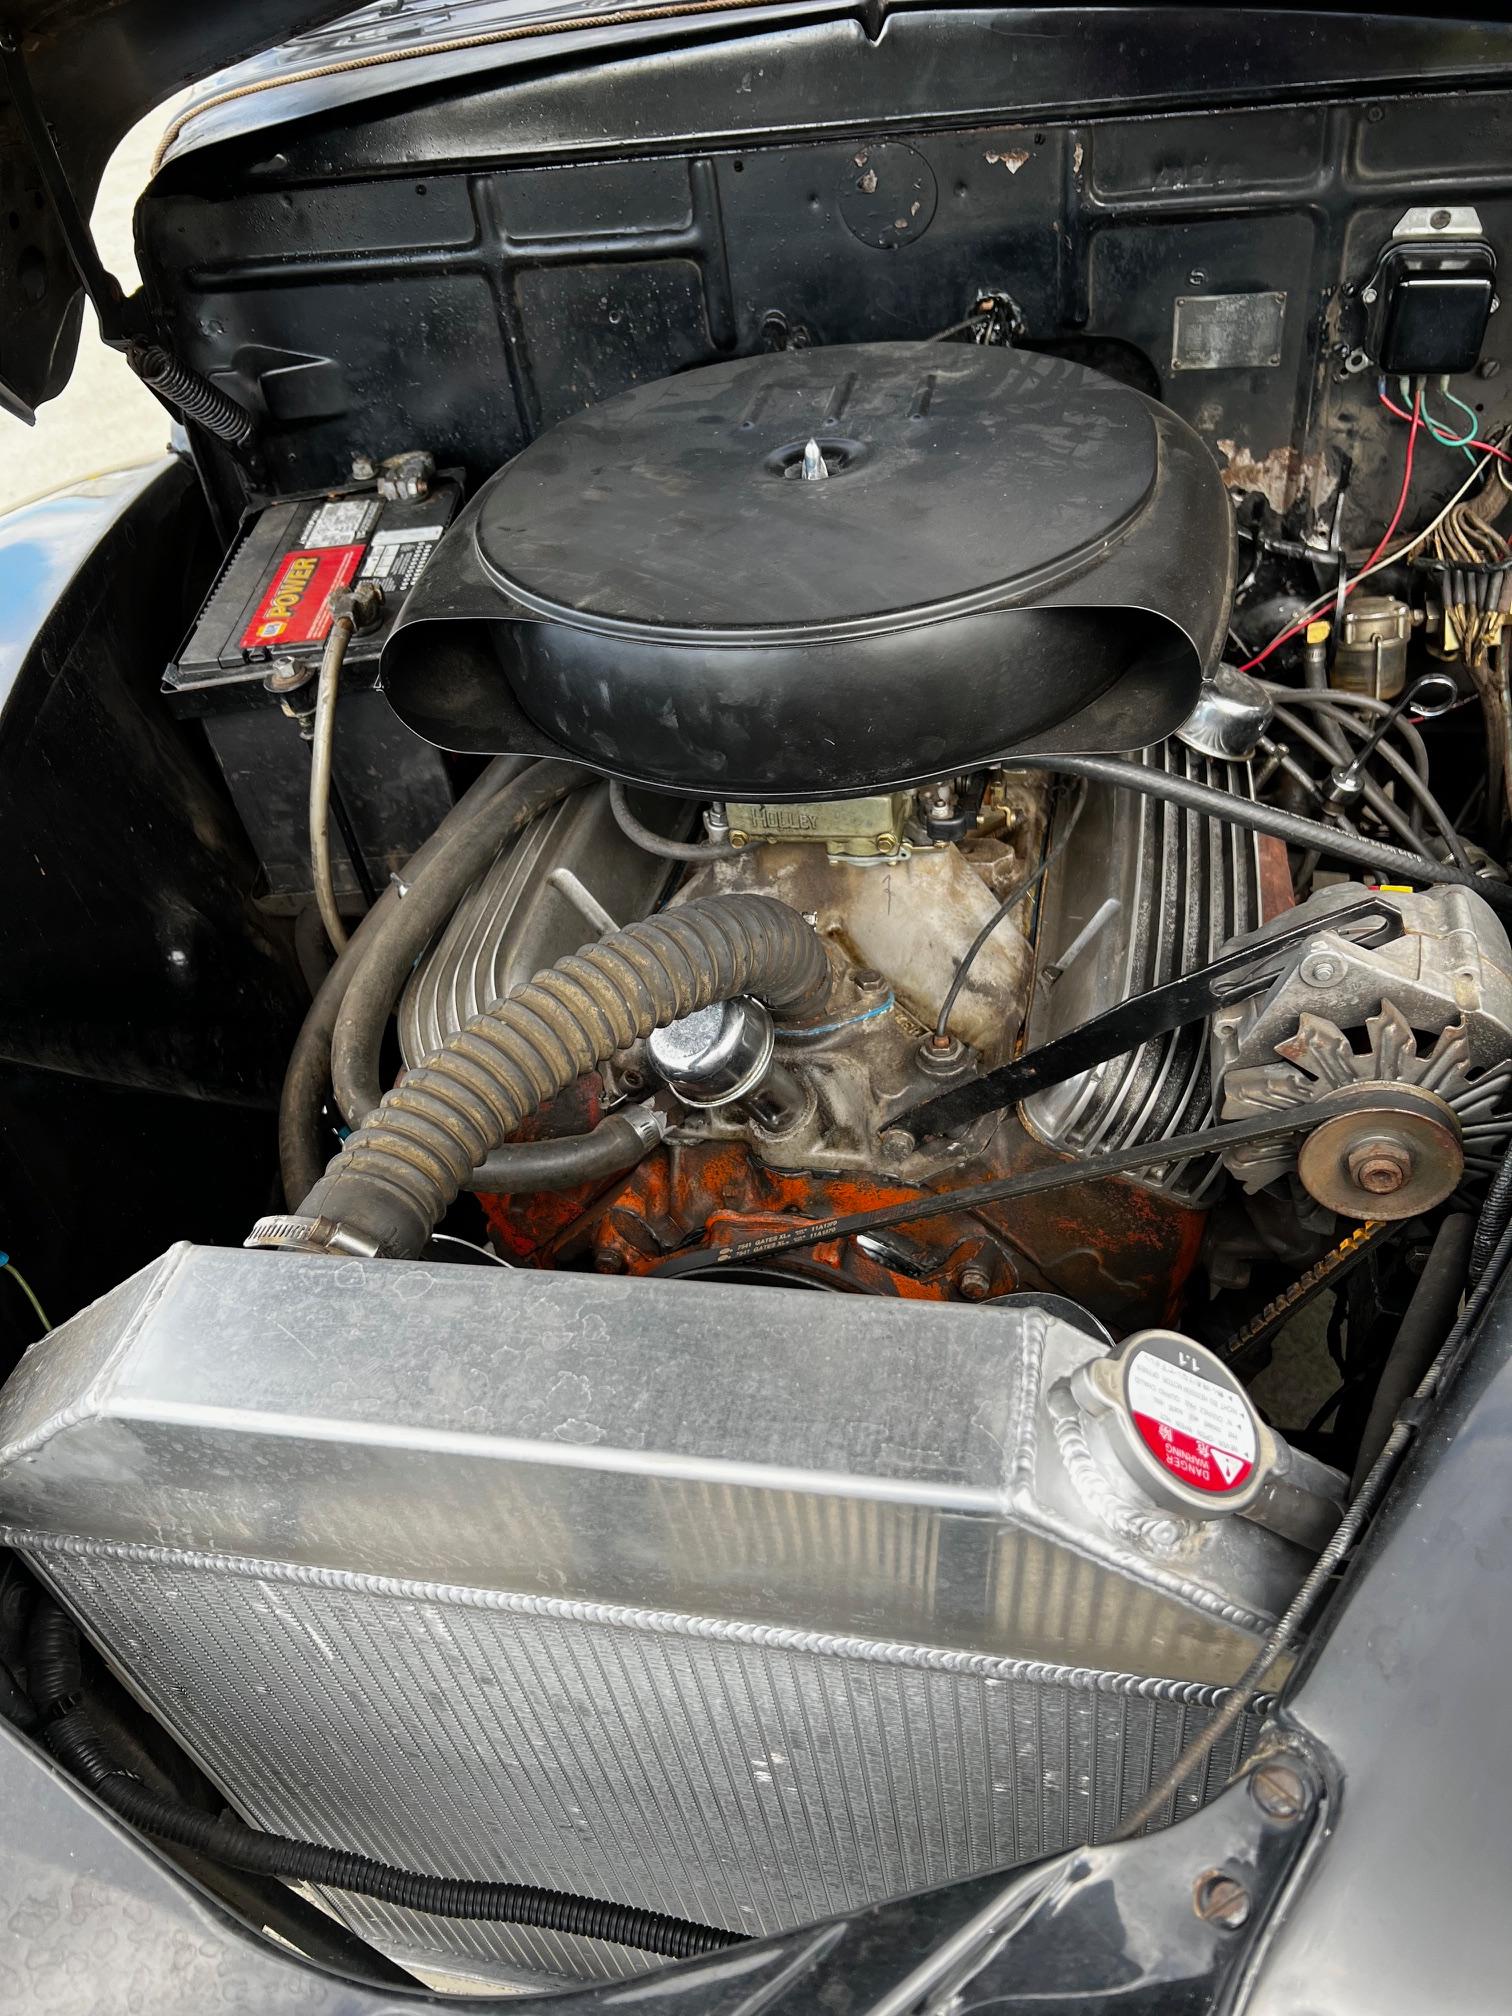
6,1,1512,422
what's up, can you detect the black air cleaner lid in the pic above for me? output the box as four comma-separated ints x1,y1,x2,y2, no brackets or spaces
478,347,1157,630
382,345,1234,798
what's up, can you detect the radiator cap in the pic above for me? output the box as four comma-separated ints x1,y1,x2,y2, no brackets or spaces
1075,1329,1274,1518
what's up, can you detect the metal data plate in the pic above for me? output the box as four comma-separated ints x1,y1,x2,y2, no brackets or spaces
1172,292,1287,371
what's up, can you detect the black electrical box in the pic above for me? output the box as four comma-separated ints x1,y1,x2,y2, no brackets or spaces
165,470,464,909
1369,240,1496,377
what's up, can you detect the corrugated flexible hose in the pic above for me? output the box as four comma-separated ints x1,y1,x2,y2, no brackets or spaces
268,893,830,1259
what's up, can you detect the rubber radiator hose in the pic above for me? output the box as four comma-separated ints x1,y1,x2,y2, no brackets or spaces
28,1609,738,1959
261,893,830,1259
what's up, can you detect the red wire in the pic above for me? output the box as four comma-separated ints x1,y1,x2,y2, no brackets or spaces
1377,384,1512,464
1235,385,1425,673
1360,384,1425,568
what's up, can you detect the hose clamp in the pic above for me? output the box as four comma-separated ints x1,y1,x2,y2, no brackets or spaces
245,1215,382,1259
622,1103,671,1147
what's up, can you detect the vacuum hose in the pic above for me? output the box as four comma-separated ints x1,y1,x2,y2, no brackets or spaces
28,1608,738,1960
257,894,830,1259
607,779,739,862
469,1108,666,1195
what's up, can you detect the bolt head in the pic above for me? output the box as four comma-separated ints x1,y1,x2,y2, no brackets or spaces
1300,954,1341,987
263,656,312,695
728,831,749,849
1362,285,1378,304
1193,1870,1251,1930
1346,1136,1414,1194
958,1265,993,1302
879,1127,915,1161
1431,207,1453,230
875,833,899,853
1250,1759,1307,1822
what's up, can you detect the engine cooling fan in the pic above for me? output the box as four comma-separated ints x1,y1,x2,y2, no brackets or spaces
1220,1003,1512,1219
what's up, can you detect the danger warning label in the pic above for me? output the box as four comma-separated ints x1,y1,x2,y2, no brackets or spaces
1126,1340,1257,1497
240,543,365,650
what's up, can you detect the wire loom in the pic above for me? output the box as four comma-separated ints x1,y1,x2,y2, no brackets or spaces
28,1606,742,1961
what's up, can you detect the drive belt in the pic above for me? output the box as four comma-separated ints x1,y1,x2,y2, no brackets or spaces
900,894,1403,1139
656,1103,1344,1278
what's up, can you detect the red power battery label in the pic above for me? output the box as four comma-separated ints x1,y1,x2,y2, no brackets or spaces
1126,1341,1257,1495
240,543,364,650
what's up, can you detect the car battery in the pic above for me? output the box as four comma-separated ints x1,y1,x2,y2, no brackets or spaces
164,464,463,909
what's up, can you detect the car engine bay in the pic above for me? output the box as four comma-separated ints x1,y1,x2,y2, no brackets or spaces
7,4,1512,2001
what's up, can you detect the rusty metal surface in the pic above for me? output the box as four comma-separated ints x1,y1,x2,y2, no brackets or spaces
487,1113,1206,1328
1256,832,1297,923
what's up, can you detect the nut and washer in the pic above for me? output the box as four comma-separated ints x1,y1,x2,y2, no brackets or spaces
1346,1136,1415,1195
263,655,314,695
1299,952,1342,987
957,1264,993,1301
919,1032,970,1076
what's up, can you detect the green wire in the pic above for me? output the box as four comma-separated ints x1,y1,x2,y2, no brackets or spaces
1407,374,1478,461
1437,379,1486,458
0,1257,51,1333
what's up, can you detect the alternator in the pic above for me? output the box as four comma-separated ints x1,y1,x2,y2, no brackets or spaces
1213,884,1512,1219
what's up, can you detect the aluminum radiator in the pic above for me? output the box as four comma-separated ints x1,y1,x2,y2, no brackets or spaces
0,1249,1292,1991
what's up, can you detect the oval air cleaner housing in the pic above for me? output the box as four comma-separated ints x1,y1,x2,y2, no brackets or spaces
381,344,1234,799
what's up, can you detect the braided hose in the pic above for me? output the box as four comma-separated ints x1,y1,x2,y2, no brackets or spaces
265,894,830,1259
